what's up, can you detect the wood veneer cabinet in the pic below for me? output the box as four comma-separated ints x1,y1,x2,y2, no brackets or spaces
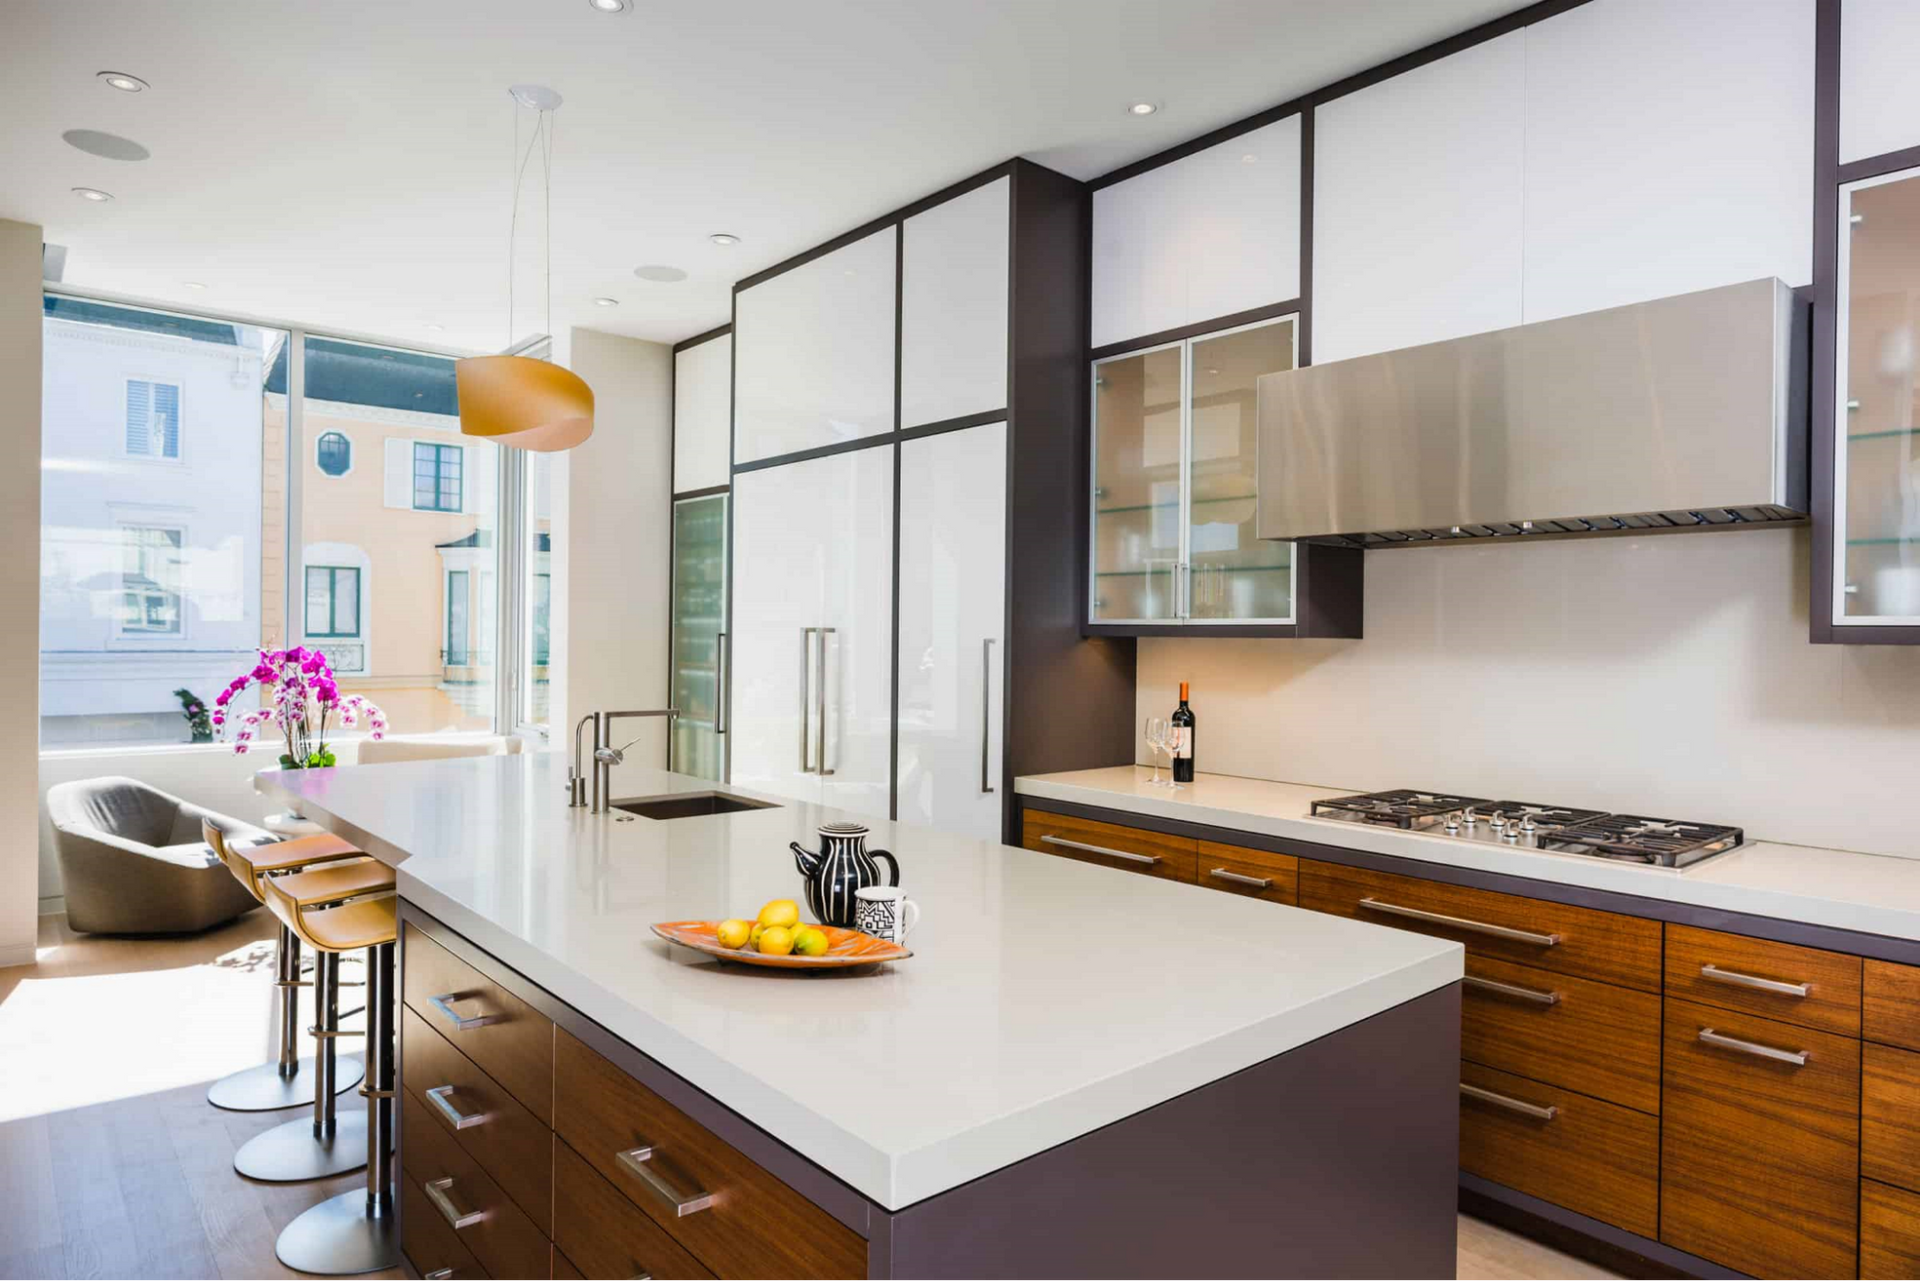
1862,1179,1920,1280
1195,838,1298,904
1019,809,1199,884
1461,955,1659,1114
1665,924,1862,1037
1865,958,1920,1050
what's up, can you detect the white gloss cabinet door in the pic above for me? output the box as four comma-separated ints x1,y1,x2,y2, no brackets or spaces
1092,118,1301,349
673,334,732,493
1842,0,1920,163
733,227,896,465
901,178,1009,429
817,445,897,822
896,423,1006,841
1312,30,1526,364
1520,0,1813,321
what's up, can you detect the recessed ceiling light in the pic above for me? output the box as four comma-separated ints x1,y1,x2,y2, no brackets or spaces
634,264,688,283
708,233,740,246
97,71,148,93
593,296,620,307
1127,101,1159,116
72,187,113,202
1241,153,1258,164
182,281,207,290
425,324,446,333
587,0,630,10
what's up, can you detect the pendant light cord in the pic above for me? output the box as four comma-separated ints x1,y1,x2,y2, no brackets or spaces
506,99,550,350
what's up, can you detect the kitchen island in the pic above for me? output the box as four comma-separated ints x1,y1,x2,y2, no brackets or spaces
262,753,1464,1279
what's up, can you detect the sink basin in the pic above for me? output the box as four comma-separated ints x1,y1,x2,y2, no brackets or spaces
611,792,778,820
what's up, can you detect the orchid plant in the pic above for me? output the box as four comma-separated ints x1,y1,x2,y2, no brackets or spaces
213,646,386,767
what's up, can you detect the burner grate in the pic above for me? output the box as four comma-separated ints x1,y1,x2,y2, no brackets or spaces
1538,813,1743,864
1310,789,1492,830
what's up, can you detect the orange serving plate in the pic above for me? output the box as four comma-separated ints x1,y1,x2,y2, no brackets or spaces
651,920,911,969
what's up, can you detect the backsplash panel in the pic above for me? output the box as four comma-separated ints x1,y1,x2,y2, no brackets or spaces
1137,527,1920,860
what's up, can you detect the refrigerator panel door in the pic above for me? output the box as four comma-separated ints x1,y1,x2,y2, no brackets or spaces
818,443,898,822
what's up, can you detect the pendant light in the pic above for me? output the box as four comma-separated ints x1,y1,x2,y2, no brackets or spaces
457,84,594,451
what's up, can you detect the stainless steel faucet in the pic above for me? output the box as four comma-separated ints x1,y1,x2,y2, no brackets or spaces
569,708,678,813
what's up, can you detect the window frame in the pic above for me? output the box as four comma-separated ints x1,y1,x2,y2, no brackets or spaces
314,430,352,477
304,564,361,639
413,441,464,513
444,568,471,666
114,522,188,640
123,377,184,463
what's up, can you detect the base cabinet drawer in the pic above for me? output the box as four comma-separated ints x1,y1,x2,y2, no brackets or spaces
1659,997,1860,1280
1196,839,1297,905
1866,959,1920,1052
553,1138,715,1280
1862,1179,1920,1279
1864,1042,1920,1192
402,1172,490,1281
404,922,556,1126
553,1029,866,1279
1462,957,1660,1114
552,1251,585,1281
1020,810,1198,884
1665,924,1862,1037
1298,860,1660,991
1458,1061,1658,1238
403,1086,554,1281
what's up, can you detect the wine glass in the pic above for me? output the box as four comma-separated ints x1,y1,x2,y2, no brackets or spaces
1144,717,1168,786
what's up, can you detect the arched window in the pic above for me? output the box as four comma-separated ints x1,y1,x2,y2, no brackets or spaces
315,431,351,476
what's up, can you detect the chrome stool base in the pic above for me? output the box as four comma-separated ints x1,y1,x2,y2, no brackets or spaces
273,1189,398,1276
207,1053,364,1112
233,1108,368,1183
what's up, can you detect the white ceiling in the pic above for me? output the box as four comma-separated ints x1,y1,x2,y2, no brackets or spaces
1,0,1529,352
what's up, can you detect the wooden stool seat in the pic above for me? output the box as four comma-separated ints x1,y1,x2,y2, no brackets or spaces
263,862,396,952
206,820,365,903
296,896,398,954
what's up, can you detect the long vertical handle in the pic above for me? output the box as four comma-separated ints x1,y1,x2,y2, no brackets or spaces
799,628,815,774
981,637,996,794
715,631,729,735
816,627,836,777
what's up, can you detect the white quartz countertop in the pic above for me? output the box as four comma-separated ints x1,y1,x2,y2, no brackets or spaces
1016,767,1920,944
259,755,1462,1210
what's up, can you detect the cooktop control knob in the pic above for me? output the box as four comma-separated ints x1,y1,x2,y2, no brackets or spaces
1461,808,1479,828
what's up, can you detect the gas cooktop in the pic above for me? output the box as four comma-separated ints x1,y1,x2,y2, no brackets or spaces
1308,789,1742,869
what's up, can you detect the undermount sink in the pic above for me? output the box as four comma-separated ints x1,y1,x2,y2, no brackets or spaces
611,791,778,820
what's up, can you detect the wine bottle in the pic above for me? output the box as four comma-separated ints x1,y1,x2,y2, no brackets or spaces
1171,681,1196,783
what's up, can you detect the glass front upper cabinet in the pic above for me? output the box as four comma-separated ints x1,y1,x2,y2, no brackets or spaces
1838,168,1920,625
669,492,728,781
1089,315,1297,626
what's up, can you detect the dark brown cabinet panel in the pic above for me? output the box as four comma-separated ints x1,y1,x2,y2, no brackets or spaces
1298,859,1661,991
1461,956,1660,1114
403,921,555,1125
1659,997,1860,1280
403,1084,554,1281
1866,959,1920,1051
1666,924,1862,1037
553,1028,866,1279
1020,809,1198,884
1459,1060,1658,1238
1195,838,1298,904
1865,1041,1920,1193
552,1138,714,1281
401,1171,490,1281
1862,1179,1920,1279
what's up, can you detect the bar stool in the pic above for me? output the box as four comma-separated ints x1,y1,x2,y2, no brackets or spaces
262,876,400,1275
204,820,367,1113
231,857,396,1184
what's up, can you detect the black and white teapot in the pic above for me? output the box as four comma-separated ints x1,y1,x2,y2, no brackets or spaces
790,822,899,928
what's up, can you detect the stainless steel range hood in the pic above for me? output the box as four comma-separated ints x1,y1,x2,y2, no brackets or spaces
1255,278,1808,547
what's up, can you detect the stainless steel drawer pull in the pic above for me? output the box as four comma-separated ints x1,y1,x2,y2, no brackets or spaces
1464,974,1561,1006
1698,1027,1808,1067
1358,898,1561,947
1700,964,1810,998
427,992,504,1032
1460,1082,1558,1121
424,1270,454,1279
1040,836,1160,867
423,1176,486,1230
1208,867,1273,890
425,1085,487,1130
616,1144,716,1216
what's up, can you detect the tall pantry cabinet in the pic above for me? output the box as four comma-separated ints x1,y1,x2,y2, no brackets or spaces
728,161,1133,841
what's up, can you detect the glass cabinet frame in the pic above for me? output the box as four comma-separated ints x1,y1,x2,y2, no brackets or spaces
1086,313,1299,629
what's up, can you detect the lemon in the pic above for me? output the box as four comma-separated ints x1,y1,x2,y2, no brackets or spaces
715,918,752,950
749,922,770,948
757,925,795,956
793,926,830,958
757,898,801,929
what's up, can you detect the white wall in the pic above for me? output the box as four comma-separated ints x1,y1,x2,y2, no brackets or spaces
1,220,42,966
564,327,673,769
1138,529,1920,860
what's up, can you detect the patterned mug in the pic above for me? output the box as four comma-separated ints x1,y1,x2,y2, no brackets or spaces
854,886,920,945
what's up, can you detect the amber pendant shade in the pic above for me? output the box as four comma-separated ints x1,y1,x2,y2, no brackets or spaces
455,354,594,452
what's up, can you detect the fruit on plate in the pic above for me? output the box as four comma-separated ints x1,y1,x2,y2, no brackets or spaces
757,925,795,956
748,922,770,948
793,925,829,957
757,898,800,929
715,918,752,950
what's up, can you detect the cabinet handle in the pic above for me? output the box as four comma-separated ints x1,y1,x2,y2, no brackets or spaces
1208,867,1272,890
424,1270,455,1279
1460,1082,1558,1121
1464,974,1561,1006
715,631,729,736
981,637,996,795
798,628,816,774
1700,964,1809,998
1357,898,1561,947
1698,1027,1808,1067
816,627,835,778
615,1144,716,1216
424,1085,487,1130
423,1177,486,1230
1041,835,1160,866
427,992,503,1032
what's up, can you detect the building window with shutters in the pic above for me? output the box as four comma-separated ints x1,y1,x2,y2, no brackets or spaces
413,441,463,512
304,565,360,638
125,379,182,460
315,430,352,477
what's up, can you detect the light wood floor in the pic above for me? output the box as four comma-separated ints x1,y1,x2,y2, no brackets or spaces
0,910,1617,1280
